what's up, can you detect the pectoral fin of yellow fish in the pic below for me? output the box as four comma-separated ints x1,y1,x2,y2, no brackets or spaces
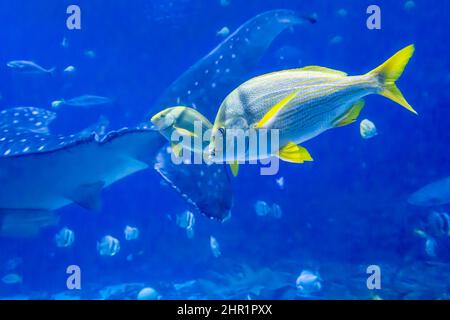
332,100,365,127
298,66,347,76
171,142,183,158
277,142,313,163
254,89,300,129
229,161,239,177
173,126,198,138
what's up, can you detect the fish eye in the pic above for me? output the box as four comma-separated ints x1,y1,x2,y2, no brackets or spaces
218,127,225,136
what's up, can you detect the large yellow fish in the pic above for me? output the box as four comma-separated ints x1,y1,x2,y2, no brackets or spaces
153,45,416,175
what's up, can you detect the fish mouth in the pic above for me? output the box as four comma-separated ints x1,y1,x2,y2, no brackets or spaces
151,113,172,130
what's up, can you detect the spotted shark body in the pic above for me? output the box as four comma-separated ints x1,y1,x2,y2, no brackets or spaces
0,107,231,236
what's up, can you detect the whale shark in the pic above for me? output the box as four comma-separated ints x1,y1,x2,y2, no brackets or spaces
0,107,231,236
0,10,315,237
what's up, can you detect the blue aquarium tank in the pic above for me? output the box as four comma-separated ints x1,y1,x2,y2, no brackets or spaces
0,0,449,301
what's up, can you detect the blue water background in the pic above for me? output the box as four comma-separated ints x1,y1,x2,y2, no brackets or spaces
0,0,449,299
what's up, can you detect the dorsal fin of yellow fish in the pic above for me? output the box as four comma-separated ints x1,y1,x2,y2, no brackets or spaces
254,90,300,129
173,126,198,138
171,142,183,158
367,44,417,115
229,161,239,177
299,66,347,76
277,142,313,163
333,100,365,127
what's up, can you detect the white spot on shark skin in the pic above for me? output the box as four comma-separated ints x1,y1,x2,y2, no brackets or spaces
23,147,30,152
204,69,209,74
194,81,199,86
4,149,11,155
38,146,45,151
187,90,191,95
231,54,236,59
0,137,5,142
211,82,217,88
225,68,230,73
13,120,18,124
214,60,219,65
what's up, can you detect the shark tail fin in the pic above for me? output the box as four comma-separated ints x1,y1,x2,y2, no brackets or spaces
0,209,59,238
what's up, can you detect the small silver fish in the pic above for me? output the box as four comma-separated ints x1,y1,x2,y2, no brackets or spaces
210,235,221,258
216,26,230,38
359,119,378,139
63,65,76,74
56,95,113,108
61,37,69,48
254,200,271,216
425,237,437,257
271,203,283,219
137,287,160,300
296,270,321,293
124,225,139,241
275,177,285,189
7,60,55,75
97,235,120,256
54,227,75,248
84,50,96,59
176,210,195,229
2,273,22,284
5,257,22,271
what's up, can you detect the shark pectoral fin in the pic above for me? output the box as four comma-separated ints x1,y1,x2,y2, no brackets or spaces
68,181,105,211
277,142,313,163
298,66,347,76
333,100,365,127
255,90,300,129
171,142,183,158
0,209,58,238
229,161,239,177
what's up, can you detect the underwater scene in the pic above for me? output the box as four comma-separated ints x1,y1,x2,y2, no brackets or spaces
0,0,449,301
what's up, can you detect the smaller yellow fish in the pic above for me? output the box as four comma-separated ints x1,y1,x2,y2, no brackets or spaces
414,228,427,238
151,106,213,157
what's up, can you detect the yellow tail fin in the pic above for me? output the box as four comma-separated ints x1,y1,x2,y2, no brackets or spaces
368,44,417,115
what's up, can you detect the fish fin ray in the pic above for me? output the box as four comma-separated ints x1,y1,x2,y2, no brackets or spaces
171,142,183,158
299,66,347,76
255,90,300,129
277,142,313,163
173,126,198,138
333,100,365,127
229,161,239,177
